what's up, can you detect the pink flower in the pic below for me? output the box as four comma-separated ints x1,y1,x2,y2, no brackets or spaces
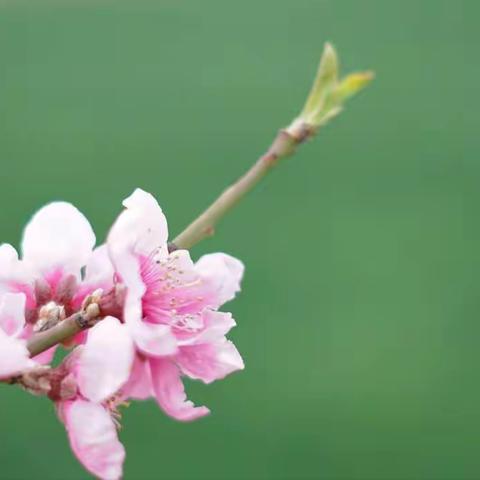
0,189,246,478
107,189,244,421
0,202,114,362
0,293,35,379
55,316,134,480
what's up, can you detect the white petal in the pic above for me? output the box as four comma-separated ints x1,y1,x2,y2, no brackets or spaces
129,321,177,357
0,329,34,378
195,253,244,306
0,292,26,337
109,241,145,326
0,244,34,287
76,317,134,403
83,245,115,288
61,400,125,480
108,188,169,261
107,189,169,326
21,202,95,276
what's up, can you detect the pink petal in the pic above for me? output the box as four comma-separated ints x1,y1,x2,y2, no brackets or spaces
140,249,203,320
0,292,26,337
140,249,240,322
33,347,57,364
60,400,125,480
122,355,153,400
129,321,177,357
178,339,244,384
195,253,244,307
21,202,95,277
0,329,34,378
150,358,210,422
76,317,134,403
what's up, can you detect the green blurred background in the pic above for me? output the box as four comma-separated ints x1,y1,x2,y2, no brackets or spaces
0,1,478,479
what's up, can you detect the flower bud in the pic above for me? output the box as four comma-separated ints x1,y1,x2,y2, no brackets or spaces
35,301,66,332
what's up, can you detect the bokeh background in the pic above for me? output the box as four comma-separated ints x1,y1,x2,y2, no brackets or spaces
0,1,477,479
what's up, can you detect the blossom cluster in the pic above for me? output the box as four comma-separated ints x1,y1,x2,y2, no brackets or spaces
0,189,244,480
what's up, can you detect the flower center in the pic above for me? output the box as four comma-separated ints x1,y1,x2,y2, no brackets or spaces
29,274,78,331
140,252,206,331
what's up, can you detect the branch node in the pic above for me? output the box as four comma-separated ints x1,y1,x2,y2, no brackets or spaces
74,312,89,330
204,226,215,237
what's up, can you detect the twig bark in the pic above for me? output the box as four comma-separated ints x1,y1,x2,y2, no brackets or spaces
173,125,312,250
27,302,100,357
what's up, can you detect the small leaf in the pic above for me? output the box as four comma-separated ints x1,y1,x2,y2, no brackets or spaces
333,71,375,103
300,42,339,120
286,44,373,136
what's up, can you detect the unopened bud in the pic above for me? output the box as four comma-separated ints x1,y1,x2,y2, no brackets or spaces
81,288,103,311
73,289,103,330
85,302,100,320
35,301,66,332
286,42,373,137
